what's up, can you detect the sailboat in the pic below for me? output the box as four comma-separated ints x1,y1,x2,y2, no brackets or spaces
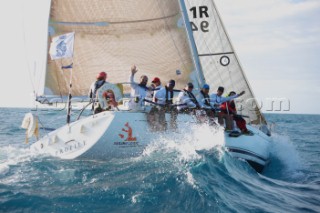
23,0,271,173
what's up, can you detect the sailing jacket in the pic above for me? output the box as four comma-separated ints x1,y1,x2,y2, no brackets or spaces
177,89,199,111
152,85,163,99
89,80,107,99
221,100,237,114
154,86,174,105
129,74,151,110
210,93,239,109
197,90,213,109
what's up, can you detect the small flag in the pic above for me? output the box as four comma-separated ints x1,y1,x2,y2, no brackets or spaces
49,32,75,60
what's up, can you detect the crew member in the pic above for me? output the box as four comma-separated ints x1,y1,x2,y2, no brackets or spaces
154,80,177,130
177,82,199,113
210,86,245,129
221,91,252,135
128,65,151,110
88,71,108,113
196,84,216,124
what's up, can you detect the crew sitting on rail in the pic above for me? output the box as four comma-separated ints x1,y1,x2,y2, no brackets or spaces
210,86,245,130
221,91,252,135
154,79,178,130
196,84,216,125
151,77,163,99
176,82,200,114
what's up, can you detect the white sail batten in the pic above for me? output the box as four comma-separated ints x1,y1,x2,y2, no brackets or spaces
43,0,196,97
184,0,266,125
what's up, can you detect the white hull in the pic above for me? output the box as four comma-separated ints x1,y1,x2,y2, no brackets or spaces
224,125,270,172
31,111,271,172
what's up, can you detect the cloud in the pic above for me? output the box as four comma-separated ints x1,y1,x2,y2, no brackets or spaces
215,0,320,54
215,0,320,23
250,79,320,114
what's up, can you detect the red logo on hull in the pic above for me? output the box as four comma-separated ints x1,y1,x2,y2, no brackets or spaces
119,122,137,142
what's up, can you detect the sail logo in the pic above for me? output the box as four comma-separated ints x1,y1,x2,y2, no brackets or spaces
49,32,75,60
114,122,139,146
56,41,67,57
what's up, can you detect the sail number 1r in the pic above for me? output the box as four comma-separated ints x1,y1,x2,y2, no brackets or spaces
190,6,209,33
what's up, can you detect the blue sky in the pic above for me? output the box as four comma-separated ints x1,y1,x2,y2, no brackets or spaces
215,0,320,114
0,0,319,114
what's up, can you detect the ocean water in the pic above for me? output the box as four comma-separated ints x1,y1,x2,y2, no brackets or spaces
0,108,319,213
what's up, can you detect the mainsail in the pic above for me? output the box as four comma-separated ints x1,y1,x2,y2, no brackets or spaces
43,0,196,98
42,0,266,125
183,0,267,125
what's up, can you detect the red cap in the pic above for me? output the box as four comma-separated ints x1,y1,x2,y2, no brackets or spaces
151,77,160,83
96,72,107,79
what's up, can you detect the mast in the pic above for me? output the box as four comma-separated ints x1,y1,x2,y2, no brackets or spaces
65,63,73,124
48,31,75,123
178,0,206,87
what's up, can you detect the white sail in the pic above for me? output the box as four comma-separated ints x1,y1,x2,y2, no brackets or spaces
183,0,267,125
42,0,197,97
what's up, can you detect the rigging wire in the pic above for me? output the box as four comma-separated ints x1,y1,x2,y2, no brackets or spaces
21,1,36,97
22,1,49,99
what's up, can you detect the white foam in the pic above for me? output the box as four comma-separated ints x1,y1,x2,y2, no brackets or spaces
141,123,226,188
0,164,9,175
270,133,304,172
131,192,142,204
143,123,225,162
0,145,40,175
185,170,197,188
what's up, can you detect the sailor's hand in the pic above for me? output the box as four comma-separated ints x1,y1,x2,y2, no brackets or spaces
131,65,138,75
239,91,245,96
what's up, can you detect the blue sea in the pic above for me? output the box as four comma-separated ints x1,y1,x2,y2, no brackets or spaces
0,108,319,213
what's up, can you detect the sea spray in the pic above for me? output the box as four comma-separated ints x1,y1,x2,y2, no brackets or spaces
1,110,320,212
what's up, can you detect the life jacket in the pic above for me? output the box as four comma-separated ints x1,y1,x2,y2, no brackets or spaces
212,94,223,104
165,86,174,104
200,90,210,107
183,89,200,107
221,100,236,114
92,80,106,98
138,83,149,91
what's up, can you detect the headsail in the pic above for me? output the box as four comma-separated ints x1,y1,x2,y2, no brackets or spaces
183,0,267,125
42,0,196,98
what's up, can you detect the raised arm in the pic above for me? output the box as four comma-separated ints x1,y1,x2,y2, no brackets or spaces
129,65,138,88
221,91,245,103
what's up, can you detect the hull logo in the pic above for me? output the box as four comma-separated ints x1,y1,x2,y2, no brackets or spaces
114,122,139,146
118,122,137,141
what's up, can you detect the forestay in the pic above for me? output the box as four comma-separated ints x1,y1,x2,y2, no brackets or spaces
184,0,266,125
42,0,197,99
